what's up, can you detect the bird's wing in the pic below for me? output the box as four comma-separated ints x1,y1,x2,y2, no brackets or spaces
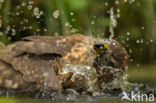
109,40,129,69
22,35,67,56
6,40,68,57
7,34,87,57
0,34,89,90
1,54,62,91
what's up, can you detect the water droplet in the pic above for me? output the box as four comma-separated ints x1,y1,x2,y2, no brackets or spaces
122,40,125,43
44,83,47,86
65,22,70,27
34,7,39,16
116,9,120,18
21,2,26,6
54,32,59,36
70,28,78,34
126,32,130,36
70,12,74,16
28,1,34,5
115,0,119,5
53,10,60,19
36,29,40,32
130,59,133,62
136,40,140,44
150,39,153,43
112,42,116,45
129,0,135,4
16,12,20,16
105,2,108,6
91,21,94,24
87,66,91,70
141,26,144,30
124,0,127,2
29,26,32,29
11,29,16,36
129,49,132,54
33,7,43,18
117,9,120,13
44,28,47,32
43,72,49,77
28,5,33,10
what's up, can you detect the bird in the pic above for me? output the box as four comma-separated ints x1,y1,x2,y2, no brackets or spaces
0,34,128,95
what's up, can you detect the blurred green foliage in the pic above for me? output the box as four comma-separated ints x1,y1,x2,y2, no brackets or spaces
0,97,17,103
0,0,156,64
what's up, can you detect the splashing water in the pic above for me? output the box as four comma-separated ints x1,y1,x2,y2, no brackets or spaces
33,7,43,19
124,0,135,3
109,8,117,40
59,64,100,96
53,10,60,19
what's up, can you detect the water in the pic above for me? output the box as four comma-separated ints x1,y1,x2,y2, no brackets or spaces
33,7,43,19
109,8,117,40
0,65,155,103
53,10,60,19
0,96,121,103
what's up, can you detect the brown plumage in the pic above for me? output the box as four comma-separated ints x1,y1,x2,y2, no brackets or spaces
0,34,128,94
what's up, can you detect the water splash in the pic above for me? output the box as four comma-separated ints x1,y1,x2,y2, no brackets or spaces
124,0,135,3
109,8,117,40
59,63,100,96
33,7,43,19
53,10,60,19
70,12,74,16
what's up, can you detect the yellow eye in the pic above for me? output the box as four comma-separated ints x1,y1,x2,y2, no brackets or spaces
104,44,108,49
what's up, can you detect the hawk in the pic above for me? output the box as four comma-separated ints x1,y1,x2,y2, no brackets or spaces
0,34,128,95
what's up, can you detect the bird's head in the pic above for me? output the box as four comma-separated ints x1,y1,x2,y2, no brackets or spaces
93,39,129,83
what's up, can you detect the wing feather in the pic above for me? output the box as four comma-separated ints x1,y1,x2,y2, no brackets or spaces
0,34,89,90
1,54,62,91
7,34,88,57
